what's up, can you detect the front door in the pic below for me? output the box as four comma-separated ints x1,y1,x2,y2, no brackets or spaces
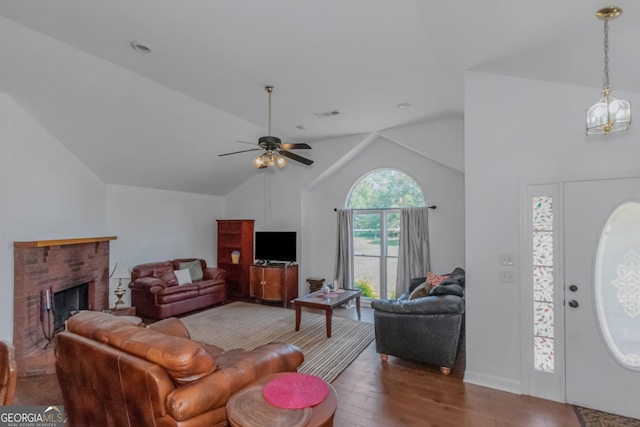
564,177,640,418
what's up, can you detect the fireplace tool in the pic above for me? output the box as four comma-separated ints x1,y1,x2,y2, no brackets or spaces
40,287,55,349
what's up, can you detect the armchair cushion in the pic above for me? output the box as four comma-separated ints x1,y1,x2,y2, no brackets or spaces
174,268,192,285
409,276,426,292
426,271,449,286
429,283,464,297
158,271,178,287
408,267,465,292
443,267,466,287
408,282,432,300
371,295,464,315
179,260,204,281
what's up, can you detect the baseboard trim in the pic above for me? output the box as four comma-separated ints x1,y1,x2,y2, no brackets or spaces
463,370,522,395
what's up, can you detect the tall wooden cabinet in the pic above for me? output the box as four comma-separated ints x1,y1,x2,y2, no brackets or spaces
217,219,254,299
250,264,298,307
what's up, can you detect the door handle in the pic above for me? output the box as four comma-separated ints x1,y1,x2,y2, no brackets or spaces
568,300,579,308
569,285,578,292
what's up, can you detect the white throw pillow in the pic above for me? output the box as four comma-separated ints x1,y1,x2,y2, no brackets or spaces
174,268,192,286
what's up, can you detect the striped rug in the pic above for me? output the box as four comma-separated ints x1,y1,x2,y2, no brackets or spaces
181,301,374,383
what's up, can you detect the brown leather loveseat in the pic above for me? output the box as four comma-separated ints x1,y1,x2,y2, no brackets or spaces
55,311,304,427
130,258,226,319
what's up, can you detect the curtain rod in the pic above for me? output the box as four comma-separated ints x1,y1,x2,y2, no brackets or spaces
334,205,436,211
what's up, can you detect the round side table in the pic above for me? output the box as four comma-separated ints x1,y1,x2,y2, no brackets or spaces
226,373,337,427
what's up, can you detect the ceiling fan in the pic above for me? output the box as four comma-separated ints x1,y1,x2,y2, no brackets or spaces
219,85,313,169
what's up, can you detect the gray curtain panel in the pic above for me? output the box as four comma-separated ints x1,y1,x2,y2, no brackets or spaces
396,207,431,296
334,208,354,289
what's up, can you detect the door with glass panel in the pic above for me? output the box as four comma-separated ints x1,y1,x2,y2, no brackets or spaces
564,177,640,418
352,210,399,299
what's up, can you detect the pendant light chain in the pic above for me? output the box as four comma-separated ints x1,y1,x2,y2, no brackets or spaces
602,18,610,93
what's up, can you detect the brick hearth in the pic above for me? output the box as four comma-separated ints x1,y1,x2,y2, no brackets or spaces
13,236,116,376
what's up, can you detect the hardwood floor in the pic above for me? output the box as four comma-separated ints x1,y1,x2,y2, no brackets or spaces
15,304,580,427
330,305,579,427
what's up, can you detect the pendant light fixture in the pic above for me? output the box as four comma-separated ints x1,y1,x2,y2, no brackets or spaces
586,6,631,135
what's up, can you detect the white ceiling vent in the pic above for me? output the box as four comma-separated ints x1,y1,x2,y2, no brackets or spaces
314,110,340,118
130,41,152,53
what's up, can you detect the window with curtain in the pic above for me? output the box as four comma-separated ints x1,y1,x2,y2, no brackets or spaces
346,169,425,299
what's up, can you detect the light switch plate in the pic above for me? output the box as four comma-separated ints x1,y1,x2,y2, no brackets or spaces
500,270,515,283
499,253,514,266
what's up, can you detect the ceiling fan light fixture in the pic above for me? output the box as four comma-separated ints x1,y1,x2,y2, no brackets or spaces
221,85,313,167
253,155,266,168
586,6,631,135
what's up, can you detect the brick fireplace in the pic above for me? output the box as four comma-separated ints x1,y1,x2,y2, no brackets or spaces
13,236,116,376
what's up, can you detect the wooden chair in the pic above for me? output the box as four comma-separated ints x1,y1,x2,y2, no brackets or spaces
0,339,17,406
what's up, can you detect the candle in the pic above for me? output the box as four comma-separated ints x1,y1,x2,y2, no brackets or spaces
46,289,51,310
39,289,44,322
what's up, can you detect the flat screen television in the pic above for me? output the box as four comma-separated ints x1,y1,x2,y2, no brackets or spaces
255,231,297,264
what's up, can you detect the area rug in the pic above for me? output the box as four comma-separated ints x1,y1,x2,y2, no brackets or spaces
574,406,640,427
181,302,374,383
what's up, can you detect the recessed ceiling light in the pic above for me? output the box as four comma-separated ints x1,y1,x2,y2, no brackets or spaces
130,41,152,54
296,125,307,130
396,103,411,110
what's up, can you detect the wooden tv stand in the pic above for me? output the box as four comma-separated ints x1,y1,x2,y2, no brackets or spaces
249,264,298,307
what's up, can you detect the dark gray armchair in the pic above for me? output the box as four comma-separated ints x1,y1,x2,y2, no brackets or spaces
370,268,465,375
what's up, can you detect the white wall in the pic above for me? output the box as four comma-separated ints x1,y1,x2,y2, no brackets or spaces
303,136,464,289
225,119,465,295
0,94,227,339
0,94,12,342
379,117,465,173
464,71,640,393
105,184,224,306
0,95,107,341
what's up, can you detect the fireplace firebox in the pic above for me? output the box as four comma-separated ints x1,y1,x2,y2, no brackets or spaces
53,282,89,331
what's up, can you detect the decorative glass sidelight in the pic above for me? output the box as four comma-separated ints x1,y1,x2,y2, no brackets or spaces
595,202,640,369
533,196,554,373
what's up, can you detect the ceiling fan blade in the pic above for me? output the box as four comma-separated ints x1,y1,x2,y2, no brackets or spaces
236,140,259,146
281,143,312,150
278,150,314,165
218,148,262,157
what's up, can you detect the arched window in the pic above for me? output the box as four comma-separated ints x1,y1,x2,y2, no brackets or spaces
347,169,425,299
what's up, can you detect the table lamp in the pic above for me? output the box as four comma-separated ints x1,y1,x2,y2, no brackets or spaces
110,262,130,310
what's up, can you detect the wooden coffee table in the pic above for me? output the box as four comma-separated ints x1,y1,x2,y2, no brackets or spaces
294,289,361,338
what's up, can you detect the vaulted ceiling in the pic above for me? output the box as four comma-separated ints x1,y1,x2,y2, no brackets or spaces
0,0,638,195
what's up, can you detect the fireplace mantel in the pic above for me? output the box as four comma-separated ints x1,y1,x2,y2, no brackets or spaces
14,236,117,248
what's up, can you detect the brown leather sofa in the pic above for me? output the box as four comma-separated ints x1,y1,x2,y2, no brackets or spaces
130,258,226,319
55,311,304,427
